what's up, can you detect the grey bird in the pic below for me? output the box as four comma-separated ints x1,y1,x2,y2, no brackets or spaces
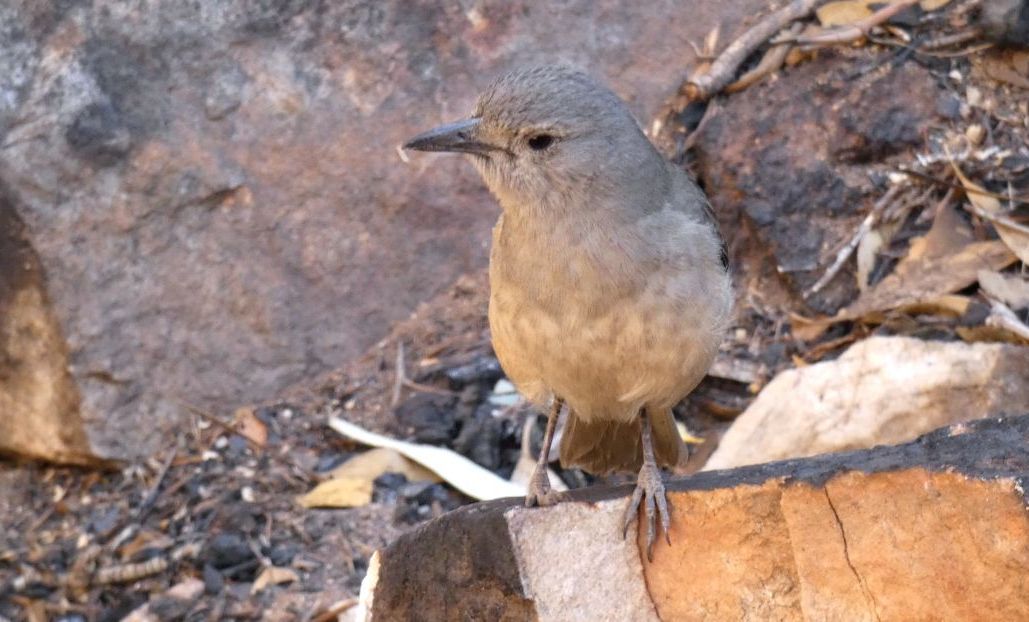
403,65,732,555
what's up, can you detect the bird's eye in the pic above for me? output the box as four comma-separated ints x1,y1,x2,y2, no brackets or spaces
527,134,555,151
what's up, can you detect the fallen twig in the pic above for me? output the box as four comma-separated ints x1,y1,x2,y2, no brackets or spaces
391,341,458,409
805,184,905,298
919,28,984,50
686,0,828,101
726,23,803,93
134,449,177,523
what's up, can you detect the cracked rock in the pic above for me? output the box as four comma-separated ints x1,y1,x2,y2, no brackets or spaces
361,415,1029,621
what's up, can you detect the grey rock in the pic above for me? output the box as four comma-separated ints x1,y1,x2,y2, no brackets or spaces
0,0,771,461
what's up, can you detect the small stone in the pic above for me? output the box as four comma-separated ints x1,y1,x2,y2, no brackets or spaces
204,533,255,569
267,542,300,567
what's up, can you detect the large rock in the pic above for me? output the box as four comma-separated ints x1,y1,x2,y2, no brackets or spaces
705,336,1029,470
362,415,1029,621
694,53,946,313
0,0,768,462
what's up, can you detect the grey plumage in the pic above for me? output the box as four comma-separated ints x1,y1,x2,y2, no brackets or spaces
404,64,732,552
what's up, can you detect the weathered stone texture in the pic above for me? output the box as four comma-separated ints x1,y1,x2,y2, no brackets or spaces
0,0,768,460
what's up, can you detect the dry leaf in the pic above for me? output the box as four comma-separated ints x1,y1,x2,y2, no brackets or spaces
252,566,298,595
329,417,524,500
299,448,442,509
789,313,834,342
816,0,874,27
232,407,267,447
921,201,974,259
299,477,373,509
330,447,440,483
978,270,1029,309
950,159,1029,264
841,241,1017,320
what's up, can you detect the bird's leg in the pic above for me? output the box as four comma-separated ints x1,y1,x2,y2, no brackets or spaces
525,397,567,508
622,410,672,561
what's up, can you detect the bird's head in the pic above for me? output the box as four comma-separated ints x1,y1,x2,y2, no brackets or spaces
404,65,662,213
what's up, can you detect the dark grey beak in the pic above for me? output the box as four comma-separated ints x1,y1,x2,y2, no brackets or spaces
403,118,496,156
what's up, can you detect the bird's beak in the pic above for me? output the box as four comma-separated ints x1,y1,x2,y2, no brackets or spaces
403,118,497,156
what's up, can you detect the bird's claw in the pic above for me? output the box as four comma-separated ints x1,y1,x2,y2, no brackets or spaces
621,463,671,561
524,466,567,508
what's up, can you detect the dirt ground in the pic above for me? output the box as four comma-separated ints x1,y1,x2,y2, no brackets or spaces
2,2,1028,620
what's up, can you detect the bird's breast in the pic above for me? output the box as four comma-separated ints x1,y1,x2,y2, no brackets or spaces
487,211,730,421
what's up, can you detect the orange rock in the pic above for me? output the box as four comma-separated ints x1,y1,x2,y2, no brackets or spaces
641,469,1029,621
367,416,1029,622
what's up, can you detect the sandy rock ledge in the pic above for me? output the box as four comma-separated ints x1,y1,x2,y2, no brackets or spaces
362,415,1029,621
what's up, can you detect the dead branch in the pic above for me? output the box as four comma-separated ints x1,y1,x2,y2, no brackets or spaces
686,0,828,101
726,23,803,93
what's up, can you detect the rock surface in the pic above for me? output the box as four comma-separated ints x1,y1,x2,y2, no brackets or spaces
706,336,1029,470
0,0,768,461
694,53,945,313
365,415,1029,621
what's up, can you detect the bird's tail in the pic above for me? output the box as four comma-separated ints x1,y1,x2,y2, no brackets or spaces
558,407,683,476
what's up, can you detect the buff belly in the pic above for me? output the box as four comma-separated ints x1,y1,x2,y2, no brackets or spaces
488,280,724,424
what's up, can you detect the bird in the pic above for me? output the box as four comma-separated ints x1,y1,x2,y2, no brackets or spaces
403,65,732,556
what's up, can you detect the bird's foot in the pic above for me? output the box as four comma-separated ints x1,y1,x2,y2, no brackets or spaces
621,462,672,561
524,465,567,508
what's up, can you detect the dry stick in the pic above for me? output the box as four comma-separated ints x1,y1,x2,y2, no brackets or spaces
133,449,177,523
725,22,803,93
390,340,459,408
686,0,828,100
805,184,905,298
679,100,720,156
919,28,983,50
390,341,405,408
783,0,920,46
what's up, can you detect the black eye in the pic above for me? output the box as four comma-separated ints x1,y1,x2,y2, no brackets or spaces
527,134,555,151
